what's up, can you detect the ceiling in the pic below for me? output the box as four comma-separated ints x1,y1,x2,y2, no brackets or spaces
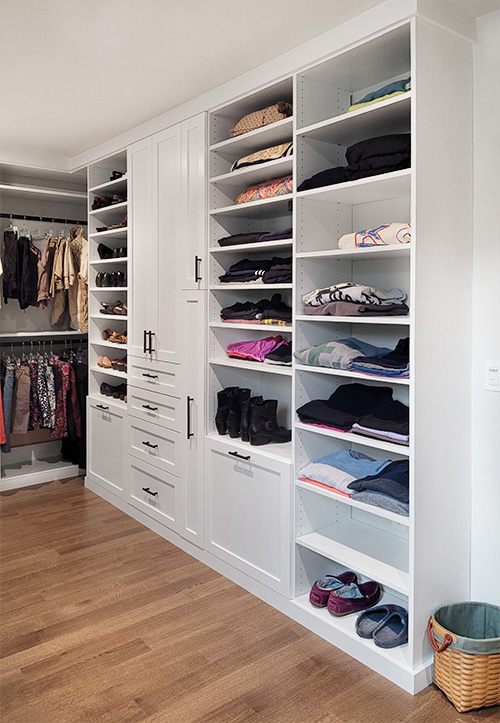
1,0,499,163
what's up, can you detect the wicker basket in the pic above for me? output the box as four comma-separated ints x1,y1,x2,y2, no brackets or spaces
427,602,500,713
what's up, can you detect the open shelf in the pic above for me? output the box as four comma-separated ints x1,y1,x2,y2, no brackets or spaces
295,422,410,456
90,365,127,379
89,201,127,217
297,169,411,206
296,245,410,261
296,519,409,594
295,364,409,385
295,315,410,326
210,239,292,254
210,283,292,291
206,432,292,463
91,257,128,267
89,227,128,240
210,321,292,332
210,195,292,219
210,117,293,155
209,358,292,376
210,156,293,190
89,174,127,195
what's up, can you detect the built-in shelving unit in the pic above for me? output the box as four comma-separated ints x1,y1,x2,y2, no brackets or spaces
87,152,128,406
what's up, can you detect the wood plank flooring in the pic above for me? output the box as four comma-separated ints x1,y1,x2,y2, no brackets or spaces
1,478,498,723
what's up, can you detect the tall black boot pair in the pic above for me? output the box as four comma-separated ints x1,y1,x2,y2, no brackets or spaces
215,387,291,446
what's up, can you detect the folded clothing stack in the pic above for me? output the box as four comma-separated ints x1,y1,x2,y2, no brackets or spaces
217,227,292,247
350,338,409,378
298,450,409,515
235,175,293,204
297,133,410,192
220,293,292,325
296,382,409,445
227,335,286,363
348,78,411,113
338,223,411,249
303,281,409,317
230,142,293,172
294,337,390,370
219,257,292,284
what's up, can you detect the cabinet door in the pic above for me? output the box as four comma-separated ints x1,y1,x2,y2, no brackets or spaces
179,113,207,291
87,400,125,497
154,125,184,364
179,291,205,548
205,439,292,596
128,137,157,360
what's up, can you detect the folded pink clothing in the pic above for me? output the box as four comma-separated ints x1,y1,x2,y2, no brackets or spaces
299,421,348,433
299,477,352,497
226,335,285,362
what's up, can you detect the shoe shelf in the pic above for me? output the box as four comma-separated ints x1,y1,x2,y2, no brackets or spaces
90,365,127,379
90,313,128,322
90,339,127,349
91,257,128,267
89,200,127,217
292,591,411,668
206,432,292,463
89,228,128,240
295,521,409,595
209,358,293,376
89,174,127,196
89,286,128,292
209,239,292,254
89,392,126,410
295,364,409,386
298,93,411,147
294,422,410,457
295,478,410,527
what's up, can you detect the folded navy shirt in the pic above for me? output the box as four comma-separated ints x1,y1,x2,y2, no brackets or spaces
296,383,393,430
347,459,409,503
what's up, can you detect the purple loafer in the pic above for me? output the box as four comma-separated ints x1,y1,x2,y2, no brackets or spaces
327,580,380,616
309,571,357,607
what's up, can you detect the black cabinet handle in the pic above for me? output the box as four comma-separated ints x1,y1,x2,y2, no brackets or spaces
142,404,158,411
142,487,158,497
195,255,202,282
148,330,155,353
142,441,158,449
96,404,109,411
142,373,158,379
143,329,147,354
187,396,194,439
229,451,251,461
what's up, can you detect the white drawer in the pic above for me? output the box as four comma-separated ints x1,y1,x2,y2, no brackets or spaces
128,456,179,532
87,398,125,497
129,358,182,397
128,385,182,431
205,438,292,596
127,416,184,478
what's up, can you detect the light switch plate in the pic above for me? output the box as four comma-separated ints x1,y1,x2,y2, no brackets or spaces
485,360,500,392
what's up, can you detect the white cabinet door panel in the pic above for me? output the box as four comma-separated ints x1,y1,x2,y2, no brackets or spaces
88,400,125,497
128,456,179,533
180,113,207,291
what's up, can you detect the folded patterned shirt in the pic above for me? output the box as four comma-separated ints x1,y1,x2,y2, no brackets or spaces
303,281,406,308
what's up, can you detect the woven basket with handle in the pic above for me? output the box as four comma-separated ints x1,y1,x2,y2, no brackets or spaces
427,602,500,713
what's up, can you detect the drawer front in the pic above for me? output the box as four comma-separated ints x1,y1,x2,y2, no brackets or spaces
205,440,291,596
128,385,182,431
129,358,182,397
127,417,184,478
88,399,125,496
128,456,179,532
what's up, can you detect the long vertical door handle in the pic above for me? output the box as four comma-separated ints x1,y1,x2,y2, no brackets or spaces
194,255,202,283
148,331,155,354
143,329,147,354
187,396,194,439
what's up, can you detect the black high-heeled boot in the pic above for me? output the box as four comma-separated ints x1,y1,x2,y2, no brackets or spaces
215,387,239,435
227,388,250,438
248,399,292,446
240,395,263,442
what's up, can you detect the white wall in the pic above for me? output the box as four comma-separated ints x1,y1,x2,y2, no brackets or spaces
470,10,500,605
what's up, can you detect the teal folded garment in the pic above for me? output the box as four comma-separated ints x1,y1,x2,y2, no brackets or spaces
357,78,410,105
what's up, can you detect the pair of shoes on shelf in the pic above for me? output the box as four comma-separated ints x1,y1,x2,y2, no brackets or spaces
110,170,124,181
215,387,291,445
92,195,113,210
356,604,408,648
310,571,381,617
96,213,127,233
97,356,127,372
97,243,127,260
100,382,127,400
101,329,127,344
95,271,127,288
111,194,127,204
99,300,127,315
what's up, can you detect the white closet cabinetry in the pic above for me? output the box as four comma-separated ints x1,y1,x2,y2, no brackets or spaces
88,400,125,497
129,113,206,364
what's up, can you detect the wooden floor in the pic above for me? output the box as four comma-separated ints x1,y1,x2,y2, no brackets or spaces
0,479,497,723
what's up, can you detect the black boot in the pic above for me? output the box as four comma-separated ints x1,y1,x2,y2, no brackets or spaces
215,387,239,435
227,388,250,438
248,399,292,446
240,395,263,442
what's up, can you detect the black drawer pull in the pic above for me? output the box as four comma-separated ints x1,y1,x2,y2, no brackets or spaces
143,329,147,354
195,255,202,282
228,451,251,461
96,404,109,411
142,404,158,411
142,487,158,497
148,330,156,354
142,373,158,379
142,441,158,449
187,396,194,439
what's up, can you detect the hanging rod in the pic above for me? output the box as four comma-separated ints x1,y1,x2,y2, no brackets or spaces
0,331,88,342
0,337,87,348
0,213,87,226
